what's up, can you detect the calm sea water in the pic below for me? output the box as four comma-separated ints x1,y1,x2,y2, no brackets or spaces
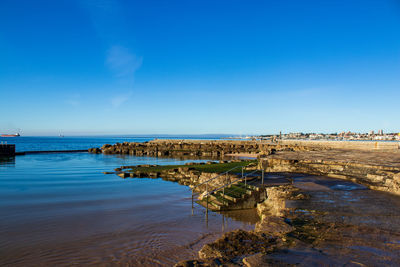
0,135,232,152
0,137,256,266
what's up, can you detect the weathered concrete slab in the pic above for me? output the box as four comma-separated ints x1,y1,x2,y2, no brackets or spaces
265,149,400,168
260,149,400,195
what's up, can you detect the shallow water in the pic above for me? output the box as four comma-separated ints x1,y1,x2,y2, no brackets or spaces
295,176,400,232
0,153,255,266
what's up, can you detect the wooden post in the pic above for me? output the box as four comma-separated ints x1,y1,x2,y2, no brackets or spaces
191,191,194,215
206,182,208,211
262,169,264,185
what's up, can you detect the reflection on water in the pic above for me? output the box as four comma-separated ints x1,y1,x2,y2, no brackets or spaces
220,208,260,224
0,156,15,166
0,153,256,266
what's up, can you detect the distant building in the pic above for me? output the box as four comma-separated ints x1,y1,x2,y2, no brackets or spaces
378,129,384,135
369,130,374,136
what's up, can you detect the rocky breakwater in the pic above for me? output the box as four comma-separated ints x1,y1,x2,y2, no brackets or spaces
259,149,400,196
88,139,321,158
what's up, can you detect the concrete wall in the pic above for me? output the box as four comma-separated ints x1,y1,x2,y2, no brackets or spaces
0,144,15,157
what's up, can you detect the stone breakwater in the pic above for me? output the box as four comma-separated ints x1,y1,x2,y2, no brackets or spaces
89,139,399,158
88,139,318,157
259,149,400,195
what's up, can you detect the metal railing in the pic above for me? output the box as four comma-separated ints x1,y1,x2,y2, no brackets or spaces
191,165,247,210
202,169,265,210
190,160,265,212
206,169,259,197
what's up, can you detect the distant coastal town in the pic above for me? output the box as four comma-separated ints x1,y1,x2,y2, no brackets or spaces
233,130,400,141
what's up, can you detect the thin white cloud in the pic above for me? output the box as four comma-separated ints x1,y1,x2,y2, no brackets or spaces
106,45,142,78
111,91,132,108
79,0,143,79
79,0,142,109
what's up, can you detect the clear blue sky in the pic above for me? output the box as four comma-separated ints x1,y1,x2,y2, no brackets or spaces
1,0,399,135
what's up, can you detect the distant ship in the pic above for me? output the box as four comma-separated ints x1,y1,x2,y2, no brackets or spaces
1,133,20,137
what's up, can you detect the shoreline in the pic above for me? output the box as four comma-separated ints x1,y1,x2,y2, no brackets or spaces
5,138,400,265
101,139,400,266
177,175,400,266
115,160,400,266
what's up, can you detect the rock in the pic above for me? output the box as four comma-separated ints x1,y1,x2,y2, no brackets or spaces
198,229,277,260
255,216,294,235
198,245,224,260
257,186,296,217
148,172,159,178
174,259,218,267
242,253,290,267
89,139,329,162
260,149,400,195
88,148,102,154
117,172,129,178
101,144,112,149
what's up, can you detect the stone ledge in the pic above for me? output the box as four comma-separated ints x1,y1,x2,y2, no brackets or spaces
260,150,400,195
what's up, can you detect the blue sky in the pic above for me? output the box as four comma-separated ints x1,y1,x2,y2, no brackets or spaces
0,0,399,135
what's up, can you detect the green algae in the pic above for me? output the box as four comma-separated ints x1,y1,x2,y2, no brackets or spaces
126,160,256,175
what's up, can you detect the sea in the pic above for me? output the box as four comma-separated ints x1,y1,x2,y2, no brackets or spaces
0,135,234,152
0,136,257,266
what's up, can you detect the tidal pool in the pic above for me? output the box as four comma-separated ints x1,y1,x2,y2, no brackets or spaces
0,153,255,266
